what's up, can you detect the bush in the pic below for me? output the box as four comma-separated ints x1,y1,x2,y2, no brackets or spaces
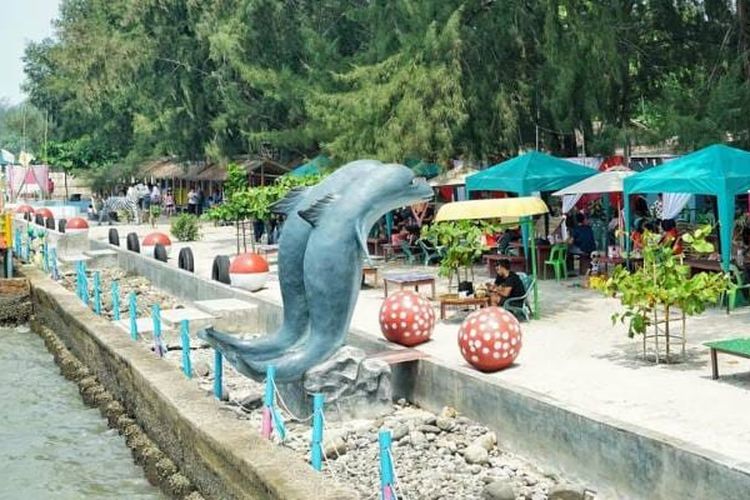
170,213,201,242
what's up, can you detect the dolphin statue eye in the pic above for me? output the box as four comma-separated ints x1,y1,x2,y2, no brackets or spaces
412,177,428,185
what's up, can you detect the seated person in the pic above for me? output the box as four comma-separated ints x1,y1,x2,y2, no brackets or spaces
497,228,520,254
631,219,646,251
569,213,596,255
487,259,526,306
659,219,683,255
391,225,409,246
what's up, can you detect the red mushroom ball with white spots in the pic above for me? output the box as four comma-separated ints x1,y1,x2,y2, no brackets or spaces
458,307,522,372
379,290,435,347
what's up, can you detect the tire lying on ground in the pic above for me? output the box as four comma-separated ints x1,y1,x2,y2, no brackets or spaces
45,217,56,230
154,243,168,262
212,255,231,284
126,232,140,253
178,247,194,273
57,219,66,233
108,228,120,246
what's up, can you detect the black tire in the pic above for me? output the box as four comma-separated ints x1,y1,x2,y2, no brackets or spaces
35,214,44,226
212,255,231,284
108,228,120,246
154,243,168,262
178,247,195,273
58,219,66,233
45,217,55,230
126,232,140,253
24,212,31,222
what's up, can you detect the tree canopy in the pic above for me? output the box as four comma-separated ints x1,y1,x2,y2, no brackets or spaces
14,0,750,169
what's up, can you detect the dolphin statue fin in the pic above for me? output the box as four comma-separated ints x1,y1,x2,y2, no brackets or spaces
298,194,337,227
270,186,310,216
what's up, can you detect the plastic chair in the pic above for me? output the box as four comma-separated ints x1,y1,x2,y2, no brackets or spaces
417,239,443,266
544,244,568,281
503,272,534,321
724,265,750,314
400,241,420,265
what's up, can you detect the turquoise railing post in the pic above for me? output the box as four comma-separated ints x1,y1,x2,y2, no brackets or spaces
93,271,102,315
379,430,396,500
151,304,165,357
261,365,274,439
4,248,12,278
180,319,192,378
14,228,21,255
111,281,121,321
42,241,49,273
81,263,89,306
75,261,82,300
49,247,58,280
311,394,324,471
128,291,138,340
213,349,223,400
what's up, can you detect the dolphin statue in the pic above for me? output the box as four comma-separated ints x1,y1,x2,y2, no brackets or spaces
200,160,434,382
199,164,371,362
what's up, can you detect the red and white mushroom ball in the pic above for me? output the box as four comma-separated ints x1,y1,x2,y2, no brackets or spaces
35,208,54,220
65,216,90,234
458,307,522,372
379,290,435,347
142,232,172,257
229,253,269,292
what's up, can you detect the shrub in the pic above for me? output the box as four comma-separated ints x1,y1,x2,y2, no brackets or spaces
171,213,201,242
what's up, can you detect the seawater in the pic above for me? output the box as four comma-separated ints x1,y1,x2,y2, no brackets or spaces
0,326,163,500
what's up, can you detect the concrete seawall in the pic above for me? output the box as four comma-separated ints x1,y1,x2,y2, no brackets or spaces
88,240,750,499
27,267,354,500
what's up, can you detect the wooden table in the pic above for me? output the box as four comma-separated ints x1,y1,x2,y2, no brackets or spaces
704,338,750,379
383,272,436,299
439,295,490,320
684,258,723,275
367,238,388,256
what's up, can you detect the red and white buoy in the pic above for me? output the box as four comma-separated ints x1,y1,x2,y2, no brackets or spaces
66,217,90,235
15,205,35,217
229,253,269,292
142,232,172,258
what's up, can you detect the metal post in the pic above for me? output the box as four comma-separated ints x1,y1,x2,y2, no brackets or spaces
128,291,138,340
311,394,324,471
529,220,540,319
213,349,223,400
93,271,102,315
4,248,12,278
111,280,121,321
81,262,89,306
151,304,165,357
180,319,192,378
379,430,396,500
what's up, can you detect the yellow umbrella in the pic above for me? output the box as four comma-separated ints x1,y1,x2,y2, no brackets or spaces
433,197,549,319
434,197,549,222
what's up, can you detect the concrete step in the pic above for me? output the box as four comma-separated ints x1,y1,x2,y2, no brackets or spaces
160,307,216,334
83,249,118,268
193,298,260,334
114,317,173,336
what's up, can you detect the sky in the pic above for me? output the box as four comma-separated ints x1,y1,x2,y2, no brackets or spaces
0,0,61,105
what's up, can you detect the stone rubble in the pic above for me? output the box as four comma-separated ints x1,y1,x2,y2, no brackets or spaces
59,268,588,499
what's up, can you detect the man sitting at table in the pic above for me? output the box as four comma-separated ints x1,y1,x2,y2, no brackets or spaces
569,213,596,256
488,259,526,306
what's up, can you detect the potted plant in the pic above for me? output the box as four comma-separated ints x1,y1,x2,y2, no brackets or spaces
595,225,728,362
421,220,497,292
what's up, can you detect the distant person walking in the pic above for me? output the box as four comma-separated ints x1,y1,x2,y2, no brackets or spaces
187,187,198,215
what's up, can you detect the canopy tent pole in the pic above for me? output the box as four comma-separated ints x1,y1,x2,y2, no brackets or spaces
717,193,734,272
528,219,539,319
623,193,632,257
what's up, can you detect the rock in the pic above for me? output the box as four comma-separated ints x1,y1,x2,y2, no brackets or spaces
323,436,347,459
464,445,489,465
436,416,455,432
303,346,392,420
418,424,441,434
482,479,516,500
440,406,458,418
397,398,407,406
472,432,497,451
193,361,211,378
524,476,539,487
422,415,437,426
436,439,457,453
470,464,482,475
549,483,586,500
392,425,409,441
409,431,427,446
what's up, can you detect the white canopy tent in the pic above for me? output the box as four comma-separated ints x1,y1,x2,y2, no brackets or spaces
429,166,479,187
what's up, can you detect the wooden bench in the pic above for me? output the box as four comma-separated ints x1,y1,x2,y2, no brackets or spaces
704,338,750,379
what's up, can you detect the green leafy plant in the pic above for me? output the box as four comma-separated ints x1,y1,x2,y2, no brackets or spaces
421,220,499,285
170,213,201,242
599,225,728,340
148,205,162,227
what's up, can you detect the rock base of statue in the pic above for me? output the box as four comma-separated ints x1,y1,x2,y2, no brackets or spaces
276,346,392,421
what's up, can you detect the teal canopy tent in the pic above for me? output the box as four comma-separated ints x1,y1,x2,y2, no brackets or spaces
623,144,750,271
290,154,331,177
410,160,440,179
465,151,596,195
466,151,596,259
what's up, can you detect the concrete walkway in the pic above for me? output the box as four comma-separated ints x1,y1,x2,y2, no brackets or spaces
90,222,750,468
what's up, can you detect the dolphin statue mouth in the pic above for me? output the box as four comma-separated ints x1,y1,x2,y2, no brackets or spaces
199,160,435,382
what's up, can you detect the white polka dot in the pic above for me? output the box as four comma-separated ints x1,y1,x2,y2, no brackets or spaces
483,333,491,341
502,332,509,340
502,352,508,358
391,313,396,319
511,338,517,346
493,341,502,350
399,312,407,319
492,352,501,359
473,340,483,349
391,323,397,329
503,342,510,350
470,355,479,363
404,332,411,337
412,324,419,330
482,347,490,355
400,322,407,328
393,303,399,310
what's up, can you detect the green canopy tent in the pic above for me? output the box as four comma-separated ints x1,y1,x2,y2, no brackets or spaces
623,144,750,271
466,151,596,261
290,154,331,177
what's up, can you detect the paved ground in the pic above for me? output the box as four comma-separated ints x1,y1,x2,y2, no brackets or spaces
91,221,750,466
